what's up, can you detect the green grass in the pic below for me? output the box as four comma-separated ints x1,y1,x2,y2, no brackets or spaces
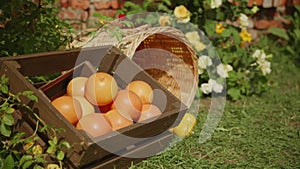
129,52,300,168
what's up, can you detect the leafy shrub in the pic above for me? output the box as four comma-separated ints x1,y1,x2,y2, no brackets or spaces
282,6,300,64
115,0,273,100
0,0,72,57
0,75,70,169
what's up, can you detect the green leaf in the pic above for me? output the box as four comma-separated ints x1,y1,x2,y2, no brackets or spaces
60,141,71,149
52,136,58,145
162,0,171,6
216,8,225,20
1,85,8,94
6,107,15,114
145,14,158,25
268,28,289,40
120,20,134,28
232,29,241,44
38,125,49,133
33,165,44,169
3,114,14,126
22,91,38,102
227,88,241,101
19,155,33,167
295,5,300,12
56,150,65,161
22,160,34,169
3,154,15,169
0,122,11,137
204,20,216,37
1,75,8,84
220,29,232,37
46,145,56,154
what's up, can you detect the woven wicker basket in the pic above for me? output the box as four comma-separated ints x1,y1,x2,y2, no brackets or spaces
85,25,198,107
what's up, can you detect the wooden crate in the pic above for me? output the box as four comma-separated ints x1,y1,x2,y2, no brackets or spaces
0,46,187,168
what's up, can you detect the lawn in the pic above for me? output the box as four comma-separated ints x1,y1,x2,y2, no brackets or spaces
129,49,300,168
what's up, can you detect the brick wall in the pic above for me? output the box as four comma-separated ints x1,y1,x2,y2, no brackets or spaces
248,0,298,29
57,0,125,30
57,0,299,32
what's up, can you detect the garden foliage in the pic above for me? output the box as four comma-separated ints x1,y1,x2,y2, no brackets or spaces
0,0,72,57
0,75,70,169
115,0,273,100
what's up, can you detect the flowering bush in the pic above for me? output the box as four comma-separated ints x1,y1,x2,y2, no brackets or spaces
95,0,273,100
166,0,272,100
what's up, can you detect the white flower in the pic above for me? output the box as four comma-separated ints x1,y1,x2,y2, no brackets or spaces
258,52,267,61
193,41,206,52
198,67,204,74
252,49,267,61
258,60,271,75
210,0,222,9
185,31,200,44
200,79,224,94
239,13,249,29
252,49,262,59
200,83,212,94
217,64,233,78
252,49,272,76
209,79,224,93
198,55,212,69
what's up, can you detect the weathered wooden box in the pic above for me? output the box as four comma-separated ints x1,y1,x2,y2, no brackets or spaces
0,46,187,168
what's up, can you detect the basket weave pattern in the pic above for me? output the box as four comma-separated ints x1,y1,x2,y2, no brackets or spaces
86,26,198,107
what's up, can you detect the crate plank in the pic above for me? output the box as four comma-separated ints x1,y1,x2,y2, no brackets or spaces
0,46,187,168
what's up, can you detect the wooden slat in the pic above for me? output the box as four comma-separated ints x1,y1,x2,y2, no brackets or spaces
85,132,174,169
0,46,114,76
0,60,110,167
0,46,188,168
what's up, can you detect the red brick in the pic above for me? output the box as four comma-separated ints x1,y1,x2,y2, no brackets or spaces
254,19,283,29
254,19,270,29
111,0,119,9
93,0,120,9
71,22,82,30
228,0,241,5
93,1,111,9
273,0,287,6
263,0,273,8
71,0,90,9
294,0,300,5
248,0,254,7
248,0,264,6
60,0,69,7
82,11,89,21
119,0,125,8
58,9,86,20
95,9,117,17
269,20,284,28
254,0,263,5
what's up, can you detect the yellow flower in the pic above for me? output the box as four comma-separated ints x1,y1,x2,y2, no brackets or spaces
159,16,171,26
216,23,225,34
239,29,252,42
174,5,191,23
